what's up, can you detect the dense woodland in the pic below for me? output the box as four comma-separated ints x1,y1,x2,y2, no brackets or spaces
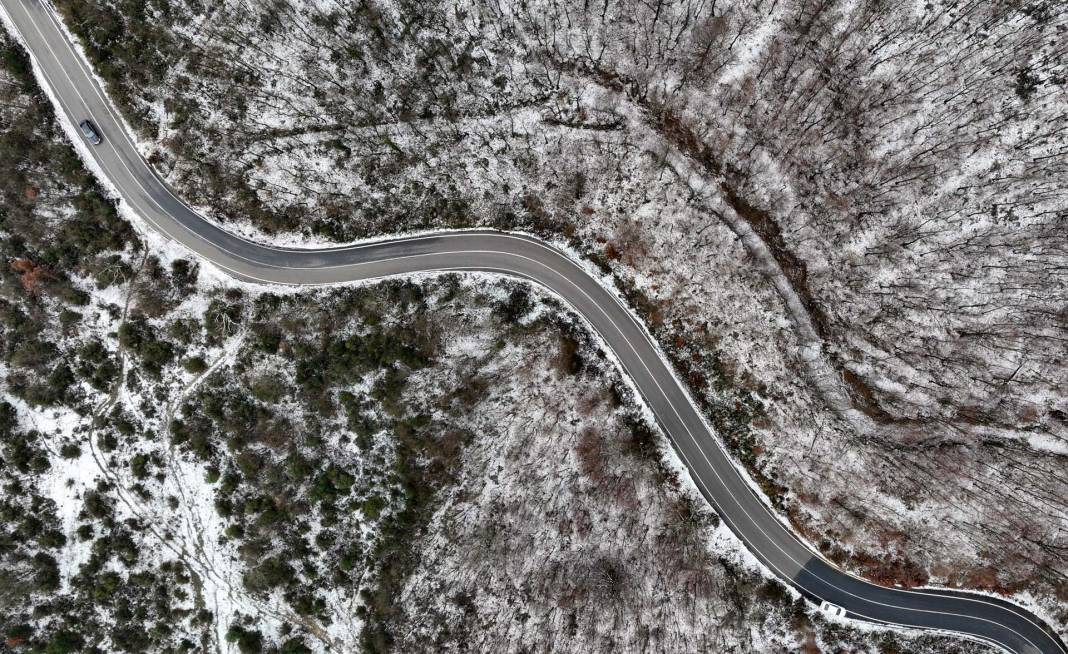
0,30,180,653
1,22,990,651
3,0,1068,651
47,0,1068,624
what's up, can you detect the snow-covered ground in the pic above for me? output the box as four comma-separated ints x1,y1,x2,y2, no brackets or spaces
4,0,1067,648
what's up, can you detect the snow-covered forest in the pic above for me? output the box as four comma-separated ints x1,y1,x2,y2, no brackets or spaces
2,0,1066,651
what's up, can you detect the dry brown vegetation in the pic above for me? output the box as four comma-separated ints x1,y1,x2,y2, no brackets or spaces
36,0,1068,637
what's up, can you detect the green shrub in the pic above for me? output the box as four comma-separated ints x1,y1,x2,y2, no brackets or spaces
183,356,209,374
225,624,264,654
280,637,313,654
58,308,82,326
43,629,83,654
130,453,149,479
250,376,285,403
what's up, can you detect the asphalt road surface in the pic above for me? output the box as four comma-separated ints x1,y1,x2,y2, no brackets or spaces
3,1,1065,653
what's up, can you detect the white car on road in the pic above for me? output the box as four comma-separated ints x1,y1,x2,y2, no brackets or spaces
820,600,847,618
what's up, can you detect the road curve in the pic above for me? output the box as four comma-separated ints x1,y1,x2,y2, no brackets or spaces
3,2,1065,653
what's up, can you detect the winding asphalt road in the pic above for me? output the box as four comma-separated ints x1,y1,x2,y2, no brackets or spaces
3,2,1065,653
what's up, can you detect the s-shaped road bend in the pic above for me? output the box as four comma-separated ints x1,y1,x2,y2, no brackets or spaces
3,2,1065,653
